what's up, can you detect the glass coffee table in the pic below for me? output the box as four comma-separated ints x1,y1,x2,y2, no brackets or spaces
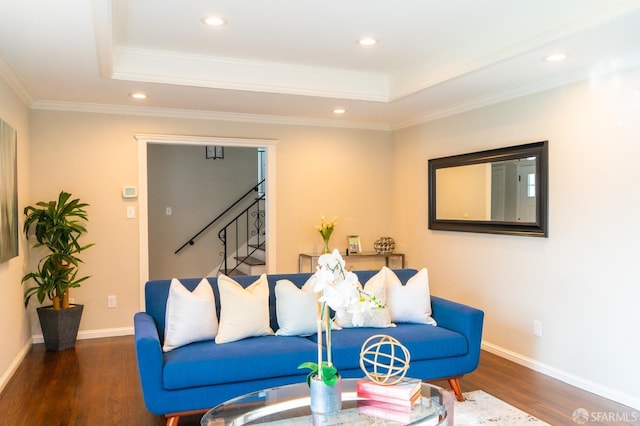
201,379,454,425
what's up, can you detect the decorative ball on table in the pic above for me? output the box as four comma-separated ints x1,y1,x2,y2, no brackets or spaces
373,237,395,254
359,334,410,385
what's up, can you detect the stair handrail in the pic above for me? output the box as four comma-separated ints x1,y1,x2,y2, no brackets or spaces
174,179,265,254
218,195,265,275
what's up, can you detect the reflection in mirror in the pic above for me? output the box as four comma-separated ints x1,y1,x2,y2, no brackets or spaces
435,157,537,222
428,141,548,237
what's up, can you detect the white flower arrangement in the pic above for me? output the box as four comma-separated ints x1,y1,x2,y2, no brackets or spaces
299,249,383,386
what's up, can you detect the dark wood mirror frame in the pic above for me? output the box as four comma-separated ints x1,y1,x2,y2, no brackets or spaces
428,141,548,237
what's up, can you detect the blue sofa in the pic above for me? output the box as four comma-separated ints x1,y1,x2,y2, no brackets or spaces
134,269,484,425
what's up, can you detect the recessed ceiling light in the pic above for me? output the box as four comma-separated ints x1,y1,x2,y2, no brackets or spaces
358,37,378,46
545,53,568,62
129,92,148,100
333,108,347,114
203,16,226,26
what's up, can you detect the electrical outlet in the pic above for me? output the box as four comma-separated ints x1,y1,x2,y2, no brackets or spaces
166,206,172,216
107,295,117,308
533,320,543,337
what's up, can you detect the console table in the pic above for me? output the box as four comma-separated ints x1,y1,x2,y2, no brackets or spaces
298,252,405,273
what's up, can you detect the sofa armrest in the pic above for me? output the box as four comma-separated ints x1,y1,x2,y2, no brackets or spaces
431,296,484,366
134,312,166,415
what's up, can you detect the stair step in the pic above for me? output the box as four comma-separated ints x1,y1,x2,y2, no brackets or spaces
219,269,246,276
248,242,265,251
235,255,265,266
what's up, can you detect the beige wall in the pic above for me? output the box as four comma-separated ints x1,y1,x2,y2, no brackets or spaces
27,110,393,334
148,144,258,279
0,75,31,392
392,67,640,407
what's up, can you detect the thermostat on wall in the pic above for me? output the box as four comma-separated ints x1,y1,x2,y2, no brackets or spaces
122,186,138,199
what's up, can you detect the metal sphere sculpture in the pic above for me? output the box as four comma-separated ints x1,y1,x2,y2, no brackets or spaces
359,334,410,385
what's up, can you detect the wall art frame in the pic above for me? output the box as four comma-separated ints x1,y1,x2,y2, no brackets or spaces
0,118,19,263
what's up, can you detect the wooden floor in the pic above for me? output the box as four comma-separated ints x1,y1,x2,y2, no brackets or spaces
0,336,633,426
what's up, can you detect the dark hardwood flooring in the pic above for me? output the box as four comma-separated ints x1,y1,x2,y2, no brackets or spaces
0,336,633,425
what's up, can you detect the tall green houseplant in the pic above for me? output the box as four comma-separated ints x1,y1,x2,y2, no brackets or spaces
22,191,94,310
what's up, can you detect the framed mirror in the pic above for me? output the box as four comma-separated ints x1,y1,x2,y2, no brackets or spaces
428,141,548,237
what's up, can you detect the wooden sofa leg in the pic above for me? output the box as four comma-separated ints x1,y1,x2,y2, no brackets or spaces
448,377,464,402
165,409,209,426
165,415,180,426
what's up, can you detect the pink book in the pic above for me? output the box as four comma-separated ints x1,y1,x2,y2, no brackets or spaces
357,386,421,408
356,377,422,400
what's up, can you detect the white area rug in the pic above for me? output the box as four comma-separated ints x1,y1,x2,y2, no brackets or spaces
455,390,549,425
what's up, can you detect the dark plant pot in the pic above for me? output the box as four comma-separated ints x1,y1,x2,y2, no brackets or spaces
36,304,84,351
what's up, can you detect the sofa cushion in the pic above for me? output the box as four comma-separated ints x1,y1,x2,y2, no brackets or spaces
274,278,318,336
162,335,319,390
335,268,394,328
216,274,273,344
162,278,218,352
386,267,437,325
313,324,468,371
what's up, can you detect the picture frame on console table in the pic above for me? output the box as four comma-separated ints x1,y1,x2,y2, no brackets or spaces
347,235,362,254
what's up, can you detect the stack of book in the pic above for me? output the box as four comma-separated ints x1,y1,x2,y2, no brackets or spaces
356,377,422,422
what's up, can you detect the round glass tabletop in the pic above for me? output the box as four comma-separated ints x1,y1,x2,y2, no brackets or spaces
201,379,454,425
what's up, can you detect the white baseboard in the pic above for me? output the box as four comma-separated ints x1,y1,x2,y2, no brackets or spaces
31,326,134,344
2,328,134,395
0,340,32,395
482,341,640,411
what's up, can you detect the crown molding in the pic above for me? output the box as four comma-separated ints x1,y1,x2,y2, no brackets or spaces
30,100,392,131
113,47,390,102
0,55,33,107
393,53,640,130
29,53,640,134
91,0,114,79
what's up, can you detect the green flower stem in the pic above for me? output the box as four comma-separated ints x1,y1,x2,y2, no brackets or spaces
323,304,332,367
316,315,323,381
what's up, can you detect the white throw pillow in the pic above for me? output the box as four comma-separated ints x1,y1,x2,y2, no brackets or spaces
215,274,273,344
275,278,318,336
335,268,395,328
163,278,218,352
386,267,437,325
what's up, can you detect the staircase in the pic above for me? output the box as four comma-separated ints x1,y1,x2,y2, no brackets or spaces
230,242,266,276
176,180,266,277
217,195,266,276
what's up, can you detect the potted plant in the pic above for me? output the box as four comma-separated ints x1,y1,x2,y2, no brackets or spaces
298,248,383,414
22,191,94,350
